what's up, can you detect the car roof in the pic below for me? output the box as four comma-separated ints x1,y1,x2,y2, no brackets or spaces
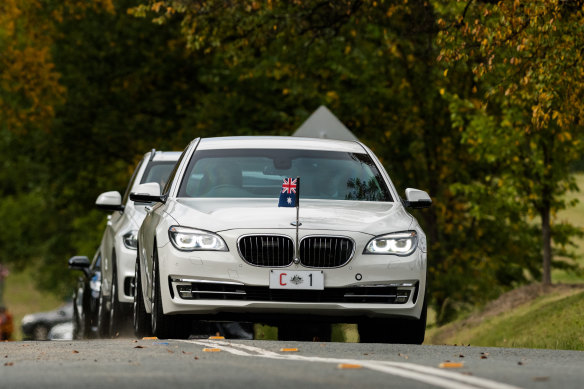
145,150,182,162
196,136,367,153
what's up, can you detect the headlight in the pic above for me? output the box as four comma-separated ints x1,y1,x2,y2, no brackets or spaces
168,226,228,251
364,231,418,256
123,230,138,250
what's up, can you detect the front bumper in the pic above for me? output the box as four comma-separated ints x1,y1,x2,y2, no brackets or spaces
156,229,427,321
116,242,138,304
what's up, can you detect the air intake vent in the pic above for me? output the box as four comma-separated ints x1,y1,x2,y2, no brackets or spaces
299,236,354,268
238,235,294,267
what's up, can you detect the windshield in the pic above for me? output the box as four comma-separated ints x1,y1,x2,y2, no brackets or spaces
178,149,392,201
140,161,177,189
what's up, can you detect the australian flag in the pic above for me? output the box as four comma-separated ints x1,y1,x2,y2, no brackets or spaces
278,177,300,207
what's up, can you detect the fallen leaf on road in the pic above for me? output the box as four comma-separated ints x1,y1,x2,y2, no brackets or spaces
338,363,362,369
72,350,79,354
134,346,145,349
4,362,13,366
439,362,464,369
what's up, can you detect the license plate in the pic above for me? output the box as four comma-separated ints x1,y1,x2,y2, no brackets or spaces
269,270,324,290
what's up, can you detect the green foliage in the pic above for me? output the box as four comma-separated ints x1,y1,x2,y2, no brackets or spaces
436,0,584,287
429,289,584,351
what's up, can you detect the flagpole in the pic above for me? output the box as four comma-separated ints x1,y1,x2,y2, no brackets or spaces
295,177,300,263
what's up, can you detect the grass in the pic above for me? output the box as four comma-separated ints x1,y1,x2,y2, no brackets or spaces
2,268,65,341
426,287,584,350
554,173,584,283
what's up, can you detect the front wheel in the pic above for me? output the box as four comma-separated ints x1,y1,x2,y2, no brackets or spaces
150,248,190,339
97,289,109,338
359,299,427,344
133,256,151,338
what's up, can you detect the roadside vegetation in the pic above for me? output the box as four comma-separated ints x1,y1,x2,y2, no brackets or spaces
426,284,584,351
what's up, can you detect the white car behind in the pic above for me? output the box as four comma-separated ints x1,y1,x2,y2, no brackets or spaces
95,149,181,337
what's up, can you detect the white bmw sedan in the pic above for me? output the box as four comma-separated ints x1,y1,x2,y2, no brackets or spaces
131,136,431,343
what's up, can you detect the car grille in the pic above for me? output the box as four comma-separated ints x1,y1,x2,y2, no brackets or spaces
238,235,294,267
238,235,354,268
299,237,354,268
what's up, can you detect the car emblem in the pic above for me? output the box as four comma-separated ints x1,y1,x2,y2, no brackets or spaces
290,275,303,285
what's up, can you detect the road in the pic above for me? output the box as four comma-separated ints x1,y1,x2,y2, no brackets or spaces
1,338,582,388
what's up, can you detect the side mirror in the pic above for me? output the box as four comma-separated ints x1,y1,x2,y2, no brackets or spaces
96,191,124,212
68,256,91,278
404,188,432,209
130,182,166,204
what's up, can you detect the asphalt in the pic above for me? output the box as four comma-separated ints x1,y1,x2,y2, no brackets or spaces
1,338,582,389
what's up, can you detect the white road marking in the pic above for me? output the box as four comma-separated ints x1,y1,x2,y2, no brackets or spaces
179,340,523,389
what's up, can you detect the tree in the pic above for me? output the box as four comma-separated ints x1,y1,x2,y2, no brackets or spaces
436,0,584,286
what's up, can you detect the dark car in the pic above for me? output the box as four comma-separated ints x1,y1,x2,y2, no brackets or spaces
68,251,101,339
21,302,74,341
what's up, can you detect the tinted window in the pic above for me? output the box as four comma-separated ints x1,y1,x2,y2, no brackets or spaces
140,161,178,189
178,149,392,201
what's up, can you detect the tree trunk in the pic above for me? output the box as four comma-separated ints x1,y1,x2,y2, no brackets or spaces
540,206,552,286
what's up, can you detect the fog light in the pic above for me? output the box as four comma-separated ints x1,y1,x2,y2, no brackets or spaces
177,285,193,299
396,290,410,303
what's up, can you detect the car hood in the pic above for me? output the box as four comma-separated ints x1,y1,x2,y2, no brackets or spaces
167,198,413,236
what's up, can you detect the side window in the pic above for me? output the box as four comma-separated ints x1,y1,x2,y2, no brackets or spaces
91,251,101,271
122,159,144,205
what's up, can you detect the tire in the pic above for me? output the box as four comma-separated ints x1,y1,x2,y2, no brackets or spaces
108,272,119,338
97,289,109,338
150,247,190,339
72,304,82,340
133,254,152,338
359,299,427,344
33,324,49,341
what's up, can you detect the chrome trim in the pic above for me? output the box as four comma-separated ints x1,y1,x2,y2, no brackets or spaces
344,294,398,298
298,235,356,269
171,277,244,286
236,234,295,268
353,283,415,288
189,290,246,295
